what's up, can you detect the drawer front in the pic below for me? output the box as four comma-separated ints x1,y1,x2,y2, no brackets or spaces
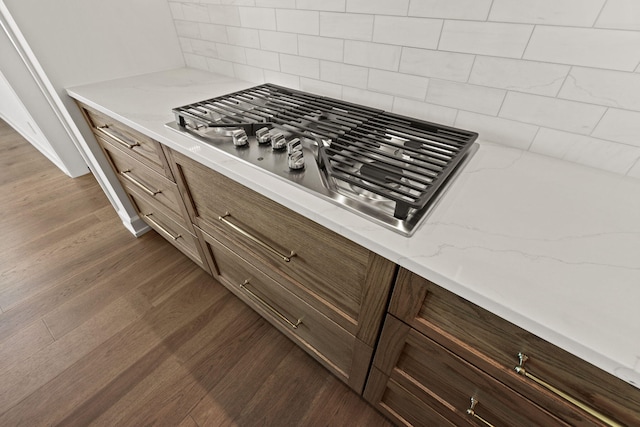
128,192,207,271
389,269,638,426
170,149,395,345
198,227,366,389
372,316,567,427
83,106,173,179
103,142,184,220
366,367,458,427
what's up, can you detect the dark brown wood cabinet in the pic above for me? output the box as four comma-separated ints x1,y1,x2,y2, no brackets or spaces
79,104,209,272
365,268,640,426
77,103,640,425
168,147,396,393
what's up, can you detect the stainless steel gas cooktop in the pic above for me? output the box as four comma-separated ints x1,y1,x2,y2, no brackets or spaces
166,83,478,236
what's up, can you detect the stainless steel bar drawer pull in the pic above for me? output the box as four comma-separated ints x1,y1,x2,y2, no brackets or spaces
466,397,494,427
240,280,302,329
96,125,140,150
144,214,180,241
120,170,161,197
218,212,296,263
515,353,622,427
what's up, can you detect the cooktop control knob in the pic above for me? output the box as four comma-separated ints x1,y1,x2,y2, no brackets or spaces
270,132,286,150
255,127,270,144
286,138,302,154
232,129,248,147
288,149,305,170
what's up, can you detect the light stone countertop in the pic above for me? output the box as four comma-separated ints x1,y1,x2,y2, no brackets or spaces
67,67,640,389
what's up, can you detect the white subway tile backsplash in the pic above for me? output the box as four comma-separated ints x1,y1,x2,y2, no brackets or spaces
592,109,640,147
264,70,301,88
468,57,569,97
524,26,640,71
220,0,255,4
190,39,218,57
399,48,473,82
206,58,235,76
408,0,492,20
344,41,401,71
199,23,228,43
300,78,343,98
182,3,210,23
179,37,193,54
320,61,368,89
489,0,604,26
368,70,429,100
245,48,280,70
280,54,319,78
295,0,345,12
320,12,373,41
208,5,241,26
298,35,343,61
500,92,606,135
238,6,276,30
455,111,538,150
392,97,458,125
530,128,640,174
226,27,260,48
184,53,208,71
276,10,319,35
216,43,247,63
439,21,533,59
175,21,201,39
426,80,506,115
259,30,298,54
342,87,394,110
256,0,295,8
233,63,266,83
171,3,640,178
345,0,409,16
372,17,442,50
559,68,640,112
596,0,640,30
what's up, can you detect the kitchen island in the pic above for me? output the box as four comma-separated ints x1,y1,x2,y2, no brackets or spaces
68,67,640,423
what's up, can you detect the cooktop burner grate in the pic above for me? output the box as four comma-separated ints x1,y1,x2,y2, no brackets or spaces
170,83,478,234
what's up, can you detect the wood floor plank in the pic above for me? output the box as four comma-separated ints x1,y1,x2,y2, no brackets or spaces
0,320,54,373
0,290,150,416
42,243,187,340
0,232,164,343
0,271,222,426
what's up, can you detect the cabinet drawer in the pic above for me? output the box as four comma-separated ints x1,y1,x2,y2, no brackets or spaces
198,228,370,389
128,192,207,272
369,315,566,427
366,367,457,427
389,268,639,426
170,149,396,346
103,142,184,220
82,106,173,179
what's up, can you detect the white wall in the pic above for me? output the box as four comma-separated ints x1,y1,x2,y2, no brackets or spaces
167,0,640,179
0,70,63,168
1,0,184,233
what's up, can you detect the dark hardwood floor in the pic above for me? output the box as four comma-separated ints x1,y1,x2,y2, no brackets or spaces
0,119,392,427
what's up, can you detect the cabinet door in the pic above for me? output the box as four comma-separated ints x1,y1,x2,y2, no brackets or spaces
389,268,638,426
169,148,396,348
367,315,568,427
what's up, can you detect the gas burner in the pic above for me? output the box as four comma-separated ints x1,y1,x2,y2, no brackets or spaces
166,83,478,236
